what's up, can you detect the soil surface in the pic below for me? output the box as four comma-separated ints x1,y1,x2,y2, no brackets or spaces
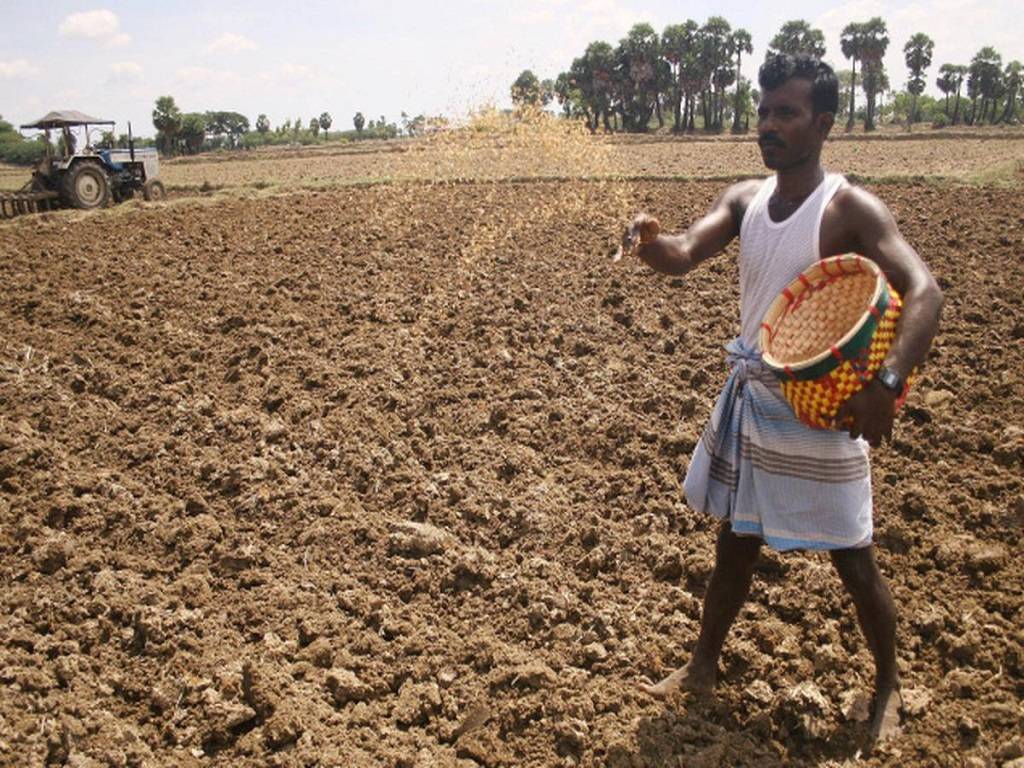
1,180,1022,767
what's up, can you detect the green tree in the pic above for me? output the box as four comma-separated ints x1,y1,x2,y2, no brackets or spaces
256,114,270,134
614,23,664,131
0,114,47,165
698,16,734,131
859,18,889,130
835,69,853,121
679,22,706,131
353,112,365,132
180,112,206,154
661,21,700,132
319,112,332,139
539,78,555,107
204,111,249,147
152,95,182,154
936,63,967,122
968,47,1003,124
731,28,753,133
511,69,542,106
998,61,1022,123
903,33,934,125
840,23,866,130
309,117,320,138
570,41,617,131
768,19,826,59
553,71,583,118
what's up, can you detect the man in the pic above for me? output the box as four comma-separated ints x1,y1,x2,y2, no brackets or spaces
624,53,943,747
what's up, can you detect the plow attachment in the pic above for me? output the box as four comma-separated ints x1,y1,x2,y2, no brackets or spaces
0,190,61,220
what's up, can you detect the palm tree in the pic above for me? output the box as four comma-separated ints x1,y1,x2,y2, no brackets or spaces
699,16,733,131
731,29,753,133
859,18,889,130
768,19,826,58
998,61,1022,123
620,23,662,132
840,22,865,130
968,47,1003,124
662,22,698,132
572,41,617,132
679,23,705,131
553,72,580,118
936,66,956,117
903,33,934,125
944,65,968,123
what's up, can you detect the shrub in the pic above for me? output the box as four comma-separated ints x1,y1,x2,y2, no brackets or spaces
0,137,47,165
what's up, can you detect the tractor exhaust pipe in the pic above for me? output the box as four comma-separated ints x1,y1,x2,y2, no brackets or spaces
128,122,135,161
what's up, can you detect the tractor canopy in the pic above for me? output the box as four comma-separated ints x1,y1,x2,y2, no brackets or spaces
20,111,114,130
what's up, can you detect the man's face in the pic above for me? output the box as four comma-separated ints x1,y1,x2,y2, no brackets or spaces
756,78,832,171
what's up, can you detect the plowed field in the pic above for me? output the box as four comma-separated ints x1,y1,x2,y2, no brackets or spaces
1,174,1022,767
158,134,1024,190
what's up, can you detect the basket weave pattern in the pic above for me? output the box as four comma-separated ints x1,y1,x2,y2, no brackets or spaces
760,255,909,430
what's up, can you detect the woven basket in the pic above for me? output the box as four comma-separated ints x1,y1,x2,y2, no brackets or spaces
759,254,910,430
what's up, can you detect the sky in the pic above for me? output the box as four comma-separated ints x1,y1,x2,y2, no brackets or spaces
1,0,1020,138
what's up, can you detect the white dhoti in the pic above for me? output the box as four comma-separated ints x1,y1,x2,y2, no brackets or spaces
683,338,873,551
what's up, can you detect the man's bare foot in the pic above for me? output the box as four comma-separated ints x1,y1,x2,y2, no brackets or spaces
640,662,716,698
867,685,902,746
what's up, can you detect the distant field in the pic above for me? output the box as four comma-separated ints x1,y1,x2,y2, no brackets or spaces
158,134,1024,190
0,164,25,192
2,129,1022,196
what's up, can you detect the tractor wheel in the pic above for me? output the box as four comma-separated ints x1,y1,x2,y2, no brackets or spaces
63,163,110,209
143,180,166,202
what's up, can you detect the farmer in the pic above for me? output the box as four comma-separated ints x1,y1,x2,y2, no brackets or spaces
624,53,943,746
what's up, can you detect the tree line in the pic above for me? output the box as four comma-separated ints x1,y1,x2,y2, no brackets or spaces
1,101,426,163
512,18,1022,132
150,96,416,156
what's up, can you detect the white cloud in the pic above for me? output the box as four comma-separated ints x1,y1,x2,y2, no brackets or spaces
107,32,132,48
109,61,144,82
280,63,314,81
59,9,120,39
0,59,39,80
207,32,258,54
176,66,243,87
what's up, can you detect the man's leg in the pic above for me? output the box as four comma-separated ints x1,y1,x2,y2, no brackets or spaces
830,545,901,743
643,520,761,697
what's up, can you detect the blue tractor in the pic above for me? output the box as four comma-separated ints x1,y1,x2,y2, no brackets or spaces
1,110,164,219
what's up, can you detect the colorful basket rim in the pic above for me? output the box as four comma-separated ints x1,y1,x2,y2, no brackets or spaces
760,255,892,382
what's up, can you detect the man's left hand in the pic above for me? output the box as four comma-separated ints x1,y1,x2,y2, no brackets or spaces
835,381,898,447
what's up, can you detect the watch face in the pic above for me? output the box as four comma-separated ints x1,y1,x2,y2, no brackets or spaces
878,368,901,390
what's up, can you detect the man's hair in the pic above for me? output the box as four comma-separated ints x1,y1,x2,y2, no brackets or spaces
758,53,839,116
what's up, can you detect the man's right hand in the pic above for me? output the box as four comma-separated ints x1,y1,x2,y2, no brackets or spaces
620,213,661,260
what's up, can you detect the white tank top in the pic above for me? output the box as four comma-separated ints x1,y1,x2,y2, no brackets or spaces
738,172,847,349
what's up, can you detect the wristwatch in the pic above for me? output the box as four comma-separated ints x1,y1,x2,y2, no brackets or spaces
875,365,904,394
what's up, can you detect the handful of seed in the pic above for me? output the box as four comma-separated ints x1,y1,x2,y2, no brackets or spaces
612,215,661,262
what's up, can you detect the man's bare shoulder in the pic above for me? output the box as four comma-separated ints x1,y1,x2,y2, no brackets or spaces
723,177,764,206
823,179,913,259
719,177,765,228
830,182,895,225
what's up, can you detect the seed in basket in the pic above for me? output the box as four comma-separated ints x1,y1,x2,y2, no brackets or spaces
760,254,913,430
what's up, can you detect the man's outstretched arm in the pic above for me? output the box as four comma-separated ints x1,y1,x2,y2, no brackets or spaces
624,180,760,276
